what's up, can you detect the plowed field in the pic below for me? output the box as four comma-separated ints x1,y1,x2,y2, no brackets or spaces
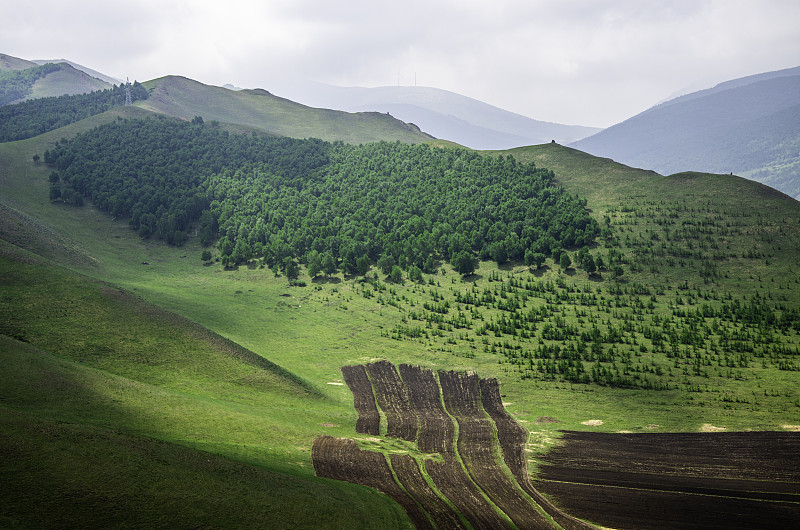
535,430,800,529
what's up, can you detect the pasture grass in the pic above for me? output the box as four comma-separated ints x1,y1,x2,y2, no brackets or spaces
2,120,799,525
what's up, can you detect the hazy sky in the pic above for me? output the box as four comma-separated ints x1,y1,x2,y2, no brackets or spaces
3,0,799,127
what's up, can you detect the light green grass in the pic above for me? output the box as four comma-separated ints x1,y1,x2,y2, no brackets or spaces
2,117,799,525
138,76,432,144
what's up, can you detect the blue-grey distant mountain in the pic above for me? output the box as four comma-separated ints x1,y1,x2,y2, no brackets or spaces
572,66,800,200
273,82,600,150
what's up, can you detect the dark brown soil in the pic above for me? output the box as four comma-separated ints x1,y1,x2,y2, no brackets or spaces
535,430,800,529
316,362,576,529
398,363,454,454
341,364,380,436
365,360,418,442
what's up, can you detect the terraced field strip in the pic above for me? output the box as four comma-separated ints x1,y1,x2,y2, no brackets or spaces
312,436,434,529
341,364,380,436
479,378,594,530
398,363,454,454
366,360,418,442
315,362,589,529
389,454,466,530
439,370,554,529
536,430,800,529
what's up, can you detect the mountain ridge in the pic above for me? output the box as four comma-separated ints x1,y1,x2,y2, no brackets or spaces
571,66,800,199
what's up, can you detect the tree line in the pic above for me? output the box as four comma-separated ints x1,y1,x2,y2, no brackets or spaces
0,62,63,106
45,117,599,276
0,80,147,142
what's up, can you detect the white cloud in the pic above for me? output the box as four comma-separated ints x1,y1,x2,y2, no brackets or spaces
2,0,798,127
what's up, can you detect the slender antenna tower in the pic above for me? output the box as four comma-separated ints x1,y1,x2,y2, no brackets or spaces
125,77,132,106
396,72,401,87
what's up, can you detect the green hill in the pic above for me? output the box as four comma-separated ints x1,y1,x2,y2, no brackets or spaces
26,62,110,100
1,103,799,527
138,75,433,144
0,52,37,71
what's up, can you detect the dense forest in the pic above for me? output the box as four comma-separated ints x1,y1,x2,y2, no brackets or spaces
44,117,599,276
0,62,63,105
0,81,147,142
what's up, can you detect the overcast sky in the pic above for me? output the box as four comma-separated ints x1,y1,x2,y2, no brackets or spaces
3,0,799,127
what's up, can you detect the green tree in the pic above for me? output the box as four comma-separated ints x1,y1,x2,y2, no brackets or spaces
284,257,299,279
451,251,475,276
408,265,423,283
560,252,572,270
582,253,596,274
390,265,403,283
201,250,212,262
322,252,337,276
307,250,322,278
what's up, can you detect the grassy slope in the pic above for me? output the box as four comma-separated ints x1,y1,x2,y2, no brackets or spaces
0,242,411,529
138,75,433,144
26,63,111,100
2,114,799,525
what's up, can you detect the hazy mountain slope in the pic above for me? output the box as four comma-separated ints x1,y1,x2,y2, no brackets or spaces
25,63,111,100
572,67,800,199
0,53,37,71
139,76,432,144
32,58,123,85
278,82,600,149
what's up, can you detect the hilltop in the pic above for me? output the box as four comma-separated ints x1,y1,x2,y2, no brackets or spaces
572,66,800,199
138,75,433,144
0,54,111,105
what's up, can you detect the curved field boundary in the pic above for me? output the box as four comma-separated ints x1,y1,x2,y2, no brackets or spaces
389,454,466,530
312,435,434,529
480,378,595,530
439,370,555,529
315,361,591,529
341,364,380,436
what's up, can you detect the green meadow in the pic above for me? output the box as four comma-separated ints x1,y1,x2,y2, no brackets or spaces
2,111,799,527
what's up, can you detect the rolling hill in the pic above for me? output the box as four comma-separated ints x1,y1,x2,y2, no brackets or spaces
0,53,112,104
572,66,800,199
138,75,433,144
273,82,600,149
1,57,799,528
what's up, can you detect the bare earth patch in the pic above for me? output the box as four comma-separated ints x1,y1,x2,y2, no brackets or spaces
646,424,660,430
535,416,562,424
581,420,604,427
319,423,336,428
700,423,726,432
326,382,344,385
782,425,800,431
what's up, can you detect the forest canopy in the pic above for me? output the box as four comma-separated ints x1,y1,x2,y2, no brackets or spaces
0,81,147,142
45,117,599,273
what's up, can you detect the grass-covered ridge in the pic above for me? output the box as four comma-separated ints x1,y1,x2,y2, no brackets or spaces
139,75,432,144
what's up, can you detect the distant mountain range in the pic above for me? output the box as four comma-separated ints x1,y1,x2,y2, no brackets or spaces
271,82,601,150
3,52,798,199
572,66,800,199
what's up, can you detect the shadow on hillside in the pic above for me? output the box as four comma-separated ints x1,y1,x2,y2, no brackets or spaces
311,276,341,285
529,265,550,277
